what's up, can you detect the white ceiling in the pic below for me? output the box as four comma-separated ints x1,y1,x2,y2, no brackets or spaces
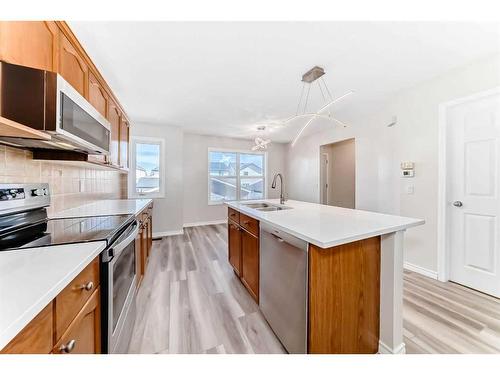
69,21,500,143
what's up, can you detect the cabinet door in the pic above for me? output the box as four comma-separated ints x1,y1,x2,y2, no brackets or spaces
241,229,259,303
119,117,129,170
0,21,59,71
228,220,242,276
53,288,101,354
88,71,108,117
107,100,121,167
0,302,53,354
58,33,88,98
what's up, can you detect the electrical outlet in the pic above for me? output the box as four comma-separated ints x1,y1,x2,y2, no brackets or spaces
406,185,414,195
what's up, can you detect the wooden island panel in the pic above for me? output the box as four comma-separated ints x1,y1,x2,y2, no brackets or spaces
308,236,381,354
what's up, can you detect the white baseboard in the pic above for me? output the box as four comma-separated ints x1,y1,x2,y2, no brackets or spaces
152,230,183,239
404,262,438,280
378,341,406,354
183,219,227,228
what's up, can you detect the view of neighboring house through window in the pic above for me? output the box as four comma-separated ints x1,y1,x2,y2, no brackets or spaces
130,137,164,198
208,149,265,203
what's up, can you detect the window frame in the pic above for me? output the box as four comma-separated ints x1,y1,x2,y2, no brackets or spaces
207,147,267,205
129,136,166,199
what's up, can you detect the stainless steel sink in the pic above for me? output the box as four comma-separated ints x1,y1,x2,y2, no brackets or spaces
241,201,292,212
241,202,272,209
256,206,292,212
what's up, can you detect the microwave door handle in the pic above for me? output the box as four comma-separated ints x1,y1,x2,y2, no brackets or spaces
110,221,139,259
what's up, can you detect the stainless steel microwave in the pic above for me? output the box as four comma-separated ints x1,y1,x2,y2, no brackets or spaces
0,61,111,154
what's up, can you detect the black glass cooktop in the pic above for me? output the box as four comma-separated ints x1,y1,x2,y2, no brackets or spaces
0,213,133,251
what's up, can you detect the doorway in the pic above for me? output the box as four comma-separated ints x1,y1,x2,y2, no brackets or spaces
439,88,500,297
319,138,355,208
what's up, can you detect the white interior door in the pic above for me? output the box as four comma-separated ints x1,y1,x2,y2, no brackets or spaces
320,153,328,204
448,89,500,297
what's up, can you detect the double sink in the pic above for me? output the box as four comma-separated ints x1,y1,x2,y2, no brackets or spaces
241,202,292,212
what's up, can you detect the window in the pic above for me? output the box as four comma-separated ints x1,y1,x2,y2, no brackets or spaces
208,149,266,204
129,137,165,198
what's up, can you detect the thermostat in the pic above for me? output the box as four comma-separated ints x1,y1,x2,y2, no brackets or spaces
402,169,414,177
400,161,415,178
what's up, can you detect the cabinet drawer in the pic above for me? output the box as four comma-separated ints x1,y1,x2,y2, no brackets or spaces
228,207,240,223
240,213,259,237
53,288,101,354
55,258,100,340
1,302,53,354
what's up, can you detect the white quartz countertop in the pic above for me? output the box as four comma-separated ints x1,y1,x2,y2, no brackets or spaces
0,241,106,350
226,199,424,248
50,198,152,219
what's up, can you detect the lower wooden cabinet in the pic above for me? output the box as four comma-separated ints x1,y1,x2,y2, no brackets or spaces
0,302,53,354
241,229,259,303
135,203,154,288
53,288,101,355
227,212,260,303
228,219,242,276
1,256,101,354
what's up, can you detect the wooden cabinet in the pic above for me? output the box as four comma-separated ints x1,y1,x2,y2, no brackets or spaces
119,117,129,170
0,21,59,72
58,32,89,98
88,71,108,117
55,258,100,340
107,100,121,167
227,209,260,303
228,219,242,276
53,288,101,354
135,202,154,289
241,229,259,302
2,256,101,354
0,21,131,172
0,303,53,354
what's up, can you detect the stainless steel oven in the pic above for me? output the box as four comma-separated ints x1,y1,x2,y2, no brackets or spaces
0,61,111,154
102,219,139,354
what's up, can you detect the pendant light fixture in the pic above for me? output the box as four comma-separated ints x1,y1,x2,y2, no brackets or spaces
289,66,353,146
252,125,271,151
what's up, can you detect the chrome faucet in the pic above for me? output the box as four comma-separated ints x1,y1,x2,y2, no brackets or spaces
271,173,286,205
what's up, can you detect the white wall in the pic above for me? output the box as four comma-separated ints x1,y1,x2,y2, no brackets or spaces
130,123,184,235
286,53,500,273
182,133,287,225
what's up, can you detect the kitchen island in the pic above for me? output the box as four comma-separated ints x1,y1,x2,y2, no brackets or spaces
225,199,424,354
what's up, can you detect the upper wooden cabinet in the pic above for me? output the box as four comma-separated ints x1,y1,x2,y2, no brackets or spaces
88,71,109,118
0,21,59,72
58,33,89,98
119,117,129,170
0,21,131,171
107,100,121,167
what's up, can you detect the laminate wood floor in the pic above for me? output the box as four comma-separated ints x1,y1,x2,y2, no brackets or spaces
128,224,286,354
128,224,500,354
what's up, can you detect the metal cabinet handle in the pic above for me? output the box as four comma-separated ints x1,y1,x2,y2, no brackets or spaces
453,201,463,207
80,281,94,291
59,339,76,353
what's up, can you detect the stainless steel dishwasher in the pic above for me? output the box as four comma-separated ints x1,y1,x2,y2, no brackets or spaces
260,222,308,354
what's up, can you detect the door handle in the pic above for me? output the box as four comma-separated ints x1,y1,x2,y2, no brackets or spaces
453,201,463,207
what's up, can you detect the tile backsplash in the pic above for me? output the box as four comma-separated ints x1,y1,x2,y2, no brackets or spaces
0,145,127,215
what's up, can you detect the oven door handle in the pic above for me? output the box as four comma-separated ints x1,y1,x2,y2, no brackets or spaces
109,220,139,260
